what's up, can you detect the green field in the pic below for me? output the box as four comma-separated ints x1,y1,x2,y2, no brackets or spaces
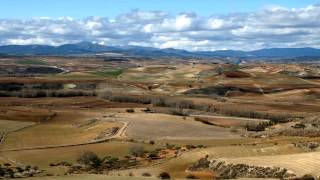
15,59,48,65
90,69,123,77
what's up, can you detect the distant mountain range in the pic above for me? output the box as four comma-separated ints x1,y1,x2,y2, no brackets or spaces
1,42,320,59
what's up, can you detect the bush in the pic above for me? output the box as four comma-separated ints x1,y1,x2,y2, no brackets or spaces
151,97,166,106
98,90,113,99
218,108,293,124
244,122,270,132
108,95,151,104
170,108,189,116
142,172,151,177
49,163,56,167
186,174,198,179
143,107,152,113
295,174,315,180
129,145,145,157
148,151,159,159
292,123,306,129
159,172,171,179
101,93,296,126
165,143,175,149
77,151,101,168
126,108,135,113
186,144,197,149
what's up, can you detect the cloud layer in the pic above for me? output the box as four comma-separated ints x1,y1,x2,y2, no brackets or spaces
0,4,320,51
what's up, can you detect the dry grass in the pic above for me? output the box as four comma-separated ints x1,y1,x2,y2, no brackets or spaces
222,151,320,177
116,113,239,140
22,175,157,180
0,110,121,150
3,142,146,166
1,59,320,179
0,120,35,133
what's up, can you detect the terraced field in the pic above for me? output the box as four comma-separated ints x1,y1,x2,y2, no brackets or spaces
0,57,320,179
119,113,239,140
222,151,320,177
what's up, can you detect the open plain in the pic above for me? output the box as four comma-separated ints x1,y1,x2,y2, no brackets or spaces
0,56,320,179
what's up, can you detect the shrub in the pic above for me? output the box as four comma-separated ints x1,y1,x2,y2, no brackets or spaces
186,174,198,179
296,174,315,180
142,172,151,177
129,145,145,157
186,144,197,149
218,108,293,124
77,151,101,168
170,108,189,116
98,90,113,99
151,96,166,106
292,123,306,129
244,122,269,132
126,108,135,113
16,167,24,173
108,95,151,104
143,107,152,113
148,151,159,159
101,93,296,126
159,172,171,179
165,143,175,149
0,166,4,176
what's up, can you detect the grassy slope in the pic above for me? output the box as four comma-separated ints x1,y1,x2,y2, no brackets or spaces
15,59,48,65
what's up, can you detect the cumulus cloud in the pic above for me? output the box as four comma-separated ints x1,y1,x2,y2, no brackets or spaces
0,4,320,50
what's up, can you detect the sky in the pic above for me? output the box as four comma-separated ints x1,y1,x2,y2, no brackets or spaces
0,0,320,50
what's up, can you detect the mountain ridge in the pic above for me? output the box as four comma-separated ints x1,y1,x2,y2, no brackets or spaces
0,42,320,59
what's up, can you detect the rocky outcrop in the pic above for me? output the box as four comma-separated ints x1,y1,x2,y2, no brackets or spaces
188,157,296,179
210,160,295,179
188,155,210,171
0,165,42,179
293,141,320,151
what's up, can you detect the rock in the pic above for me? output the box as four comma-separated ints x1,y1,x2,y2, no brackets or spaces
207,159,296,179
188,156,210,171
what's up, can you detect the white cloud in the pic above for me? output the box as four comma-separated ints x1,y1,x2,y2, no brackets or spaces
0,5,320,50
174,14,194,31
4,36,56,45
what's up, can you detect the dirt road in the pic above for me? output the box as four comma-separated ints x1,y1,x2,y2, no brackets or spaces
0,120,130,152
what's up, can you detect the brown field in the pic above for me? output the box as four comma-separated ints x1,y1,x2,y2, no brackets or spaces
0,57,320,179
222,151,320,177
120,113,239,140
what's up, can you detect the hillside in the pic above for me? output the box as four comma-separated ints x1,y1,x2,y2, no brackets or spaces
1,42,320,59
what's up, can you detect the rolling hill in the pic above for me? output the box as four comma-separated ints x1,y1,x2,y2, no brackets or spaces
0,42,320,59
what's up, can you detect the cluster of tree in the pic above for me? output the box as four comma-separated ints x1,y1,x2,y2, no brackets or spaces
0,164,40,179
0,90,96,98
100,91,295,129
68,151,139,174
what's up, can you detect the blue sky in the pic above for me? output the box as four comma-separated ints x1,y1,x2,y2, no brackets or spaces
0,1,320,50
0,0,319,18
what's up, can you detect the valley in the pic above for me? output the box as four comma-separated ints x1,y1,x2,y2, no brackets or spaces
0,56,320,179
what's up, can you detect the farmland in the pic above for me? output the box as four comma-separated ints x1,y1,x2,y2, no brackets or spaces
0,56,320,179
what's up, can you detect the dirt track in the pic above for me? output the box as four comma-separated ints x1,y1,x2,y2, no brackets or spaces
190,114,269,122
0,120,129,152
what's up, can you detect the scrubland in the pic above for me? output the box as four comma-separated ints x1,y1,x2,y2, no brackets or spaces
0,57,320,179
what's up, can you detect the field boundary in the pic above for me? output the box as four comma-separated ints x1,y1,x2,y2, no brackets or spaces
0,120,129,152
